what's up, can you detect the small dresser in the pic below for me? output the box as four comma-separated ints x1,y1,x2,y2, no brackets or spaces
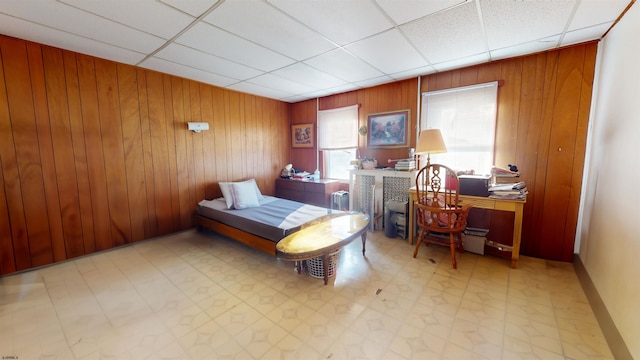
275,178,340,208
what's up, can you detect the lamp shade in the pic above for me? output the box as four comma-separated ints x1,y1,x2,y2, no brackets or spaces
416,129,447,155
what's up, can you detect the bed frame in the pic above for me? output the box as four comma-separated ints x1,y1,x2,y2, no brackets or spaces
196,214,277,255
196,210,345,256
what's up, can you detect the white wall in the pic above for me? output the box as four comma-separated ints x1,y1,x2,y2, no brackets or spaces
576,3,640,357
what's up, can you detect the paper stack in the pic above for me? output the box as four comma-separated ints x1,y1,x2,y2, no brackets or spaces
489,181,527,200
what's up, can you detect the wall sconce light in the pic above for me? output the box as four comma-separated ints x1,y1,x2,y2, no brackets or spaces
188,122,209,133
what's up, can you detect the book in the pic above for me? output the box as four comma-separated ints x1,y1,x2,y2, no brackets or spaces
395,159,415,171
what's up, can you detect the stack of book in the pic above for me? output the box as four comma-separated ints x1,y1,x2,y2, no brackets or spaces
395,159,415,171
488,181,528,200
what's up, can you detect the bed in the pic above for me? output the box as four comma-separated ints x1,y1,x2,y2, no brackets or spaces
196,179,342,255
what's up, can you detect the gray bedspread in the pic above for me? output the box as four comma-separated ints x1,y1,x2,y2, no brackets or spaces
197,196,337,242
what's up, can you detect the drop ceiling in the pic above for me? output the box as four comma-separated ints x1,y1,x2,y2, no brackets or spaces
0,0,632,103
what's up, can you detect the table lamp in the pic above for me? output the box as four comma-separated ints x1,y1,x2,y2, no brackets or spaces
416,129,447,168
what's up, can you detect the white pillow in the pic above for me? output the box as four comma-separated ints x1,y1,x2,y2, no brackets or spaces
231,181,260,209
219,182,234,209
246,178,265,200
219,178,264,209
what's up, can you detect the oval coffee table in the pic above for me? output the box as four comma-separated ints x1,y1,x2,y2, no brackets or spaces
276,213,370,285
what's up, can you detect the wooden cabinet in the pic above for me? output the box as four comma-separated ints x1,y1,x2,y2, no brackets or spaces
275,178,340,208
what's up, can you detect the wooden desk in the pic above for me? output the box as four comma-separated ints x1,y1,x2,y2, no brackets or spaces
276,214,370,285
408,187,525,268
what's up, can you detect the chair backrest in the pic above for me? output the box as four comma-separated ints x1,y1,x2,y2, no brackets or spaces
415,163,460,211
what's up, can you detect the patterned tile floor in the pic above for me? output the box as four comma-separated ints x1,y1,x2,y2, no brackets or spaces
0,229,613,359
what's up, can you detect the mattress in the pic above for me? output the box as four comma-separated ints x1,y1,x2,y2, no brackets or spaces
197,196,337,242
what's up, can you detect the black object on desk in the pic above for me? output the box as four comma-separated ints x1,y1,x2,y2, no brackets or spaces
458,174,491,197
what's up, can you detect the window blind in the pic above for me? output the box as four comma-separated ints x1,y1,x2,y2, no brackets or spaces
317,105,359,150
421,82,498,173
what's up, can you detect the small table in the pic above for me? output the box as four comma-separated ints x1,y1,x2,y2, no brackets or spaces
276,213,370,285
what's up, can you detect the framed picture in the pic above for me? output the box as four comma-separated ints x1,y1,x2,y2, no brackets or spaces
367,110,410,148
291,123,314,148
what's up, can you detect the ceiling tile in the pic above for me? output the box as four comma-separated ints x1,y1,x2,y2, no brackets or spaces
0,0,165,53
304,49,384,83
268,0,393,45
561,23,612,46
481,0,576,50
228,81,294,100
203,0,336,60
400,1,485,64
271,63,347,89
0,13,146,65
376,0,468,25
160,0,220,17
176,22,294,72
246,73,317,95
489,35,560,61
346,29,427,74
431,52,490,72
60,0,194,39
155,43,263,80
140,57,238,87
356,75,396,89
390,65,436,80
570,0,630,31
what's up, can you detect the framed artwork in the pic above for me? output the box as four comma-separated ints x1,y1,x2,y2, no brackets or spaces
291,123,314,148
367,110,410,148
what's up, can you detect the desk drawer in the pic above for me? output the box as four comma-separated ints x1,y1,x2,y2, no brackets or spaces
458,198,495,209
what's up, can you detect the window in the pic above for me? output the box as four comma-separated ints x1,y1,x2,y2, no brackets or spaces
421,82,498,174
318,105,358,179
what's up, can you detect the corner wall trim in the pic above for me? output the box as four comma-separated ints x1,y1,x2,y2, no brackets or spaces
573,254,633,360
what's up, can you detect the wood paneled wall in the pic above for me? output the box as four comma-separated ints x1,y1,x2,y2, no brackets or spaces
0,35,289,275
0,33,597,274
291,42,597,262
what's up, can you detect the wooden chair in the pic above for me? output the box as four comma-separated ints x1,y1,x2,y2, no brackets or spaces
413,164,472,269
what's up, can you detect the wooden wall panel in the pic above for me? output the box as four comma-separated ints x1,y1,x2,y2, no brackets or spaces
146,71,174,236
43,47,84,260
2,37,47,269
63,51,94,257
0,35,290,275
199,85,216,200
118,64,148,242
0,41,18,274
136,69,158,239
77,54,111,252
96,59,132,247
27,43,67,262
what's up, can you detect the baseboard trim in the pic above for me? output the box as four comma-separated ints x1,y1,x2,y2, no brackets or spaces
573,254,633,360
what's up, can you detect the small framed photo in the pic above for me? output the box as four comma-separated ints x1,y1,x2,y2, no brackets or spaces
367,110,410,148
291,123,314,148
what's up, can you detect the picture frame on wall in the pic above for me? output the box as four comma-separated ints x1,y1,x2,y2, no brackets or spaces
291,123,314,148
367,110,410,148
